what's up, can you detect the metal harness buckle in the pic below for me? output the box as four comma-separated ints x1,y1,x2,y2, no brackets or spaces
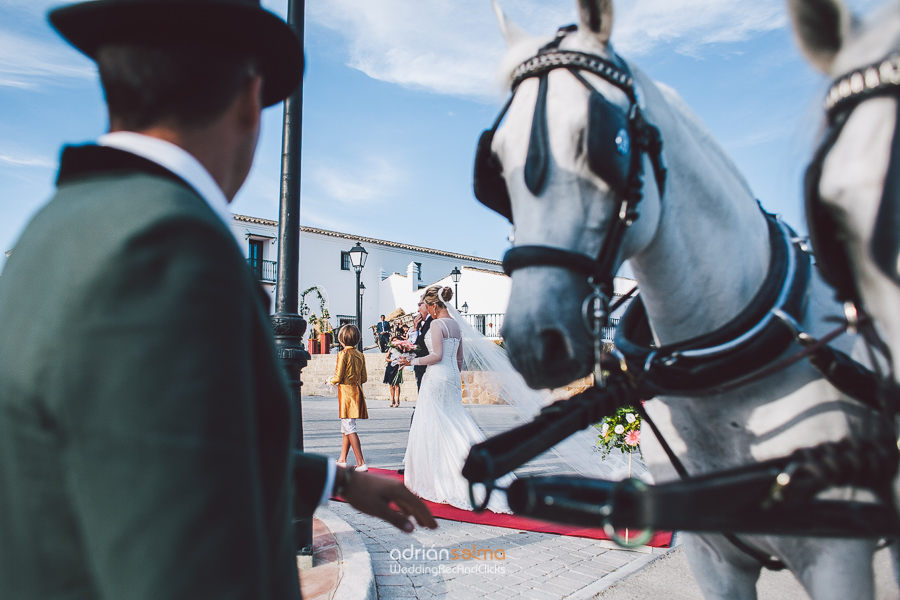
583,281,610,386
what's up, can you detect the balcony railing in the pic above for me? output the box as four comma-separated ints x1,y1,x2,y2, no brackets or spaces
460,313,505,339
602,317,620,343
247,258,277,283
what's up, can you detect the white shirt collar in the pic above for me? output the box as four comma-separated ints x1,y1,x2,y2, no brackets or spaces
97,131,234,229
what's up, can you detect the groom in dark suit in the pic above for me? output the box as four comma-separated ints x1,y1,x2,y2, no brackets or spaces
413,299,433,390
0,2,435,599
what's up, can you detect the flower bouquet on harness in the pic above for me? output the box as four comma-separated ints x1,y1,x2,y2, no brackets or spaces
388,339,417,366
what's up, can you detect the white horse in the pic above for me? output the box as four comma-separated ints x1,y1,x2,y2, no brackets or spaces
485,1,890,598
786,0,900,514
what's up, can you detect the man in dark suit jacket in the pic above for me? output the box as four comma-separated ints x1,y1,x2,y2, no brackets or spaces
0,2,435,599
376,314,391,351
412,300,433,390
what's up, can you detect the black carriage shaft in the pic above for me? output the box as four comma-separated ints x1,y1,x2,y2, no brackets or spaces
507,471,900,538
464,371,900,538
462,372,633,485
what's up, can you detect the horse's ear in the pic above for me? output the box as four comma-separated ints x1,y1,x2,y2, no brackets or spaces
787,0,853,72
492,0,528,48
577,0,613,45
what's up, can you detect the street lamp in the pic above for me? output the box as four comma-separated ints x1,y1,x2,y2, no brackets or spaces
461,301,468,314
450,266,461,309
272,0,312,561
358,282,366,349
349,242,368,350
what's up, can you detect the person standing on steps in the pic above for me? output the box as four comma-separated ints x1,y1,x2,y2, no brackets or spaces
376,314,391,352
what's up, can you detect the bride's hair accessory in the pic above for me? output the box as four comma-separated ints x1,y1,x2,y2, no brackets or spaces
422,285,453,308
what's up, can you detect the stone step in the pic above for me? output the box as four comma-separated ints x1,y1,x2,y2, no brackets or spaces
301,353,595,404
303,353,418,402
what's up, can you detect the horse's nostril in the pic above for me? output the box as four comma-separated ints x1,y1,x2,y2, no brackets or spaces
539,329,574,369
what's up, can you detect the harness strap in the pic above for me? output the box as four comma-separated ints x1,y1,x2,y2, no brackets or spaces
824,52,900,117
503,245,600,278
615,213,811,395
635,404,789,569
498,26,666,300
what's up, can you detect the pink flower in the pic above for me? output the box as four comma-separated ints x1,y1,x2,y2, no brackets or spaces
391,340,417,352
625,430,640,446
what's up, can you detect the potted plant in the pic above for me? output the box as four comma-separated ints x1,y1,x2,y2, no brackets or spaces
300,287,332,355
317,308,333,354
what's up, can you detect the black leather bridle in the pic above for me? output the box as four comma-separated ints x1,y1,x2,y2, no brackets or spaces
473,26,666,312
805,52,900,306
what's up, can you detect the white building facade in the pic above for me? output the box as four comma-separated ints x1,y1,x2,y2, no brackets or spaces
230,213,636,348
231,214,512,347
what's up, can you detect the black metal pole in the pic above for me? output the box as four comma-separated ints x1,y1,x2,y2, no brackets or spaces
455,283,458,309
270,0,313,558
355,270,362,351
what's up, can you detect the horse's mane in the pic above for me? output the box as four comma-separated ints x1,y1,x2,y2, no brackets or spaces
652,80,755,199
496,40,756,201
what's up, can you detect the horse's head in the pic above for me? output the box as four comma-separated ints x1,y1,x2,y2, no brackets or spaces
476,0,663,388
788,0,900,371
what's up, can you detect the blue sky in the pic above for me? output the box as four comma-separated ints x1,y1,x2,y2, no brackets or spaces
0,0,880,271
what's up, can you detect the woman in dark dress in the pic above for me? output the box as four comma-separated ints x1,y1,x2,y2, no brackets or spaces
383,334,403,407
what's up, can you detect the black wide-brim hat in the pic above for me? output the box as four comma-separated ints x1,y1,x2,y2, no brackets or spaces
49,0,302,107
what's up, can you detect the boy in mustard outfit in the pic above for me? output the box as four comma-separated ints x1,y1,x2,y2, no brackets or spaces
330,325,369,471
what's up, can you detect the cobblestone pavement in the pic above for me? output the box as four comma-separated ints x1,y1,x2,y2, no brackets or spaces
329,501,659,600
303,393,898,599
301,394,669,599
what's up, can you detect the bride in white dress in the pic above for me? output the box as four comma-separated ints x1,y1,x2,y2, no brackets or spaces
399,285,513,513
399,285,647,513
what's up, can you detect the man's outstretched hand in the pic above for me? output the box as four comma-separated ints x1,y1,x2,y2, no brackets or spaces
338,468,438,533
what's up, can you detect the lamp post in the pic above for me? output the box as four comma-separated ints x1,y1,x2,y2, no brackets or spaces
450,266,461,309
358,282,366,349
348,242,368,351
271,0,313,561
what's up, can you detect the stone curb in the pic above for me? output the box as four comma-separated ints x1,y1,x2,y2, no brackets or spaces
564,535,681,599
314,506,377,600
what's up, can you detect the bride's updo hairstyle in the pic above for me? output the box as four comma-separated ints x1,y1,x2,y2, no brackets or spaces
422,285,453,309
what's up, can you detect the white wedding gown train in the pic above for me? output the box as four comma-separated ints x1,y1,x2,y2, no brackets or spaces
403,319,513,513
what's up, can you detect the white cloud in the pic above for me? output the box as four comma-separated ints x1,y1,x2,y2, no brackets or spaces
0,23,95,89
306,0,803,98
0,152,55,169
612,1,785,56
308,0,516,97
309,155,404,205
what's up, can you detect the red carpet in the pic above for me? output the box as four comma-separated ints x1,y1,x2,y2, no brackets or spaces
337,467,672,548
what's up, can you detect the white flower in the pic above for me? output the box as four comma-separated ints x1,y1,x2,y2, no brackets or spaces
614,424,625,434
600,423,609,436
625,413,636,423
